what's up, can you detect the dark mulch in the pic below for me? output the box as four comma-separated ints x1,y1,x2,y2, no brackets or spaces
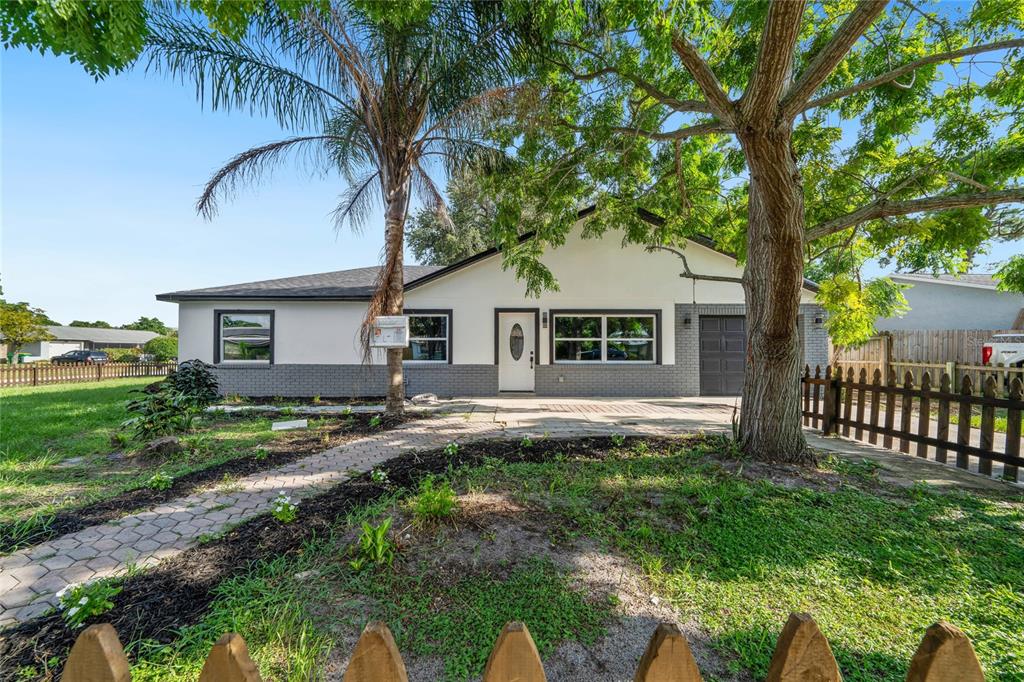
222,396,385,407
0,414,415,555
0,435,685,678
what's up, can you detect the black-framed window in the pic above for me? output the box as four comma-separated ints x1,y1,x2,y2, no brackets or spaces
403,310,452,363
215,311,273,364
552,313,656,363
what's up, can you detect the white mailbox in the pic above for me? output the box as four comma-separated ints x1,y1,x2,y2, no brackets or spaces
370,315,409,348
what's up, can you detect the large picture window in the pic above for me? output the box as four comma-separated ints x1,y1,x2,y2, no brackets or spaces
216,311,273,363
403,311,451,363
553,313,656,363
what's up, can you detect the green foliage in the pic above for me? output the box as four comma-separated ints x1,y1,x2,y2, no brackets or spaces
818,276,909,346
100,347,142,363
57,579,122,628
995,254,1024,293
443,441,459,457
69,320,112,328
165,360,219,409
370,468,389,485
270,491,297,523
368,415,382,428
0,299,53,357
411,476,458,523
144,335,178,361
349,517,395,570
146,471,174,490
610,433,625,447
520,435,533,448
407,171,507,265
122,388,200,441
123,316,171,335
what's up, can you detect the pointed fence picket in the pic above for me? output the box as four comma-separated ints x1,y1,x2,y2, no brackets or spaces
61,614,985,682
802,365,1024,483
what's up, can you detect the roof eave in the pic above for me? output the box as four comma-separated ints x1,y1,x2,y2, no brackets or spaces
156,293,373,303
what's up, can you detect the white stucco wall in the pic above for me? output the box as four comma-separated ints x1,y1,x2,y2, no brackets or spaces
175,227,818,366
876,281,1024,331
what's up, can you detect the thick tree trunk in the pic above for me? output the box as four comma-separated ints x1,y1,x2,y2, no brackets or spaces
736,125,812,464
382,181,410,415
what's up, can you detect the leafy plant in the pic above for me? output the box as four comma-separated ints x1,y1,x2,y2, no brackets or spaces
443,441,459,457
146,471,173,491
349,518,395,571
369,415,382,428
610,433,625,447
121,388,200,441
164,360,219,408
143,335,178,362
253,447,269,460
370,468,389,486
56,579,122,628
411,476,458,523
271,491,297,523
520,436,533,448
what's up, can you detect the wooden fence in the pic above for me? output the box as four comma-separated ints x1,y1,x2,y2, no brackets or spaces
0,362,176,388
63,614,985,681
831,329,1014,365
802,365,1023,484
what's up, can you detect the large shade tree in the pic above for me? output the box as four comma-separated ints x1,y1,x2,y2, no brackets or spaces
492,0,1024,462
145,2,509,412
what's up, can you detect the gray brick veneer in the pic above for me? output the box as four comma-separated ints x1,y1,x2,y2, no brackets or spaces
212,303,829,398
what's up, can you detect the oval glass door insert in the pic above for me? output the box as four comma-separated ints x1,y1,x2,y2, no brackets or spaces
509,323,524,360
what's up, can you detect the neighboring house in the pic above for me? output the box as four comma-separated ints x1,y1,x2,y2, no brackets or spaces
158,222,828,398
20,326,160,361
876,273,1024,332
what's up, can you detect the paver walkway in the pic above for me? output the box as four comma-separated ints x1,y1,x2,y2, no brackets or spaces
2,395,1016,628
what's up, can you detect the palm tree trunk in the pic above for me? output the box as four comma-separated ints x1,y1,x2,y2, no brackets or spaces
382,180,410,415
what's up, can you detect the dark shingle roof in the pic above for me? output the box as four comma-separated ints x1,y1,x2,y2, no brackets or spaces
156,266,443,302
44,326,160,345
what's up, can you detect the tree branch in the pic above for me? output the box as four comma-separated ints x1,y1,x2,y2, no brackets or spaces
559,61,716,114
740,0,807,121
669,33,735,122
646,245,745,284
606,119,732,140
806,188,1024,240
800,38,1024,113
780,0,888,119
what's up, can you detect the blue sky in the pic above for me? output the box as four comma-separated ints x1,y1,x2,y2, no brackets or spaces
3,44,1021,327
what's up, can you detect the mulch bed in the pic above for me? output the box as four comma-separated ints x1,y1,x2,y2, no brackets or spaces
223,396,386,407
0,413,416,555
0,435,684,678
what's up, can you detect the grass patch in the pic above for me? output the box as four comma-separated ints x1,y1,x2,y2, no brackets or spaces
949,408,1010,434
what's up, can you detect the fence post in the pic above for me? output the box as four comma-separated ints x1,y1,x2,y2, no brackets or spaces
97,363,102,382
822,366,839,435
945,361,957,389
32,365,38,386
880,334,892,385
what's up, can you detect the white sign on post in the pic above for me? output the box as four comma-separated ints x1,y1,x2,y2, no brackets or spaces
370,315,409,348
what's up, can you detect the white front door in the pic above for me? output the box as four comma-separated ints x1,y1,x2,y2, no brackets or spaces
498,311,535,392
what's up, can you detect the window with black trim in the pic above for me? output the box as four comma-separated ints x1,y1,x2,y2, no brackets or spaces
553,314,655,363
403,313,449,362
217,312,272,363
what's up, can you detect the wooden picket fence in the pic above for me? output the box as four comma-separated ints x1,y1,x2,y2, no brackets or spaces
0,362,176,388
62,613,985,681
802,365,1024,484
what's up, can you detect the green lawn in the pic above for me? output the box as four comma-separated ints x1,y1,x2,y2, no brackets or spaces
119,439,1024,681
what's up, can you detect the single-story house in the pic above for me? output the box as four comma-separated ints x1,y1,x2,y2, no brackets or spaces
876,273,1024,332
157,221,828,398
18,326,160,361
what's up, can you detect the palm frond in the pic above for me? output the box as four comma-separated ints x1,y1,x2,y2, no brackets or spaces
411,161,452,229
331,170,381,234
197,135,340,219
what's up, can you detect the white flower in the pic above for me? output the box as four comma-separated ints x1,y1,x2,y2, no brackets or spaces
67,606,80,618
78,596,88,605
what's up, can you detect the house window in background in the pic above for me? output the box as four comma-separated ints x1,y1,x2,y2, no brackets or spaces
553,313,656,362
217,312,273,363
404,313,450,362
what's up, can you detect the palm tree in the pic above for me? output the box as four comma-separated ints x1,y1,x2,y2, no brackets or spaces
146,3,510,413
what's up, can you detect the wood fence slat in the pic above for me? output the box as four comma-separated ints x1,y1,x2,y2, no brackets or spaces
802,366,811,427
0,362,175,388
343,621,409,682
764,613,841,682
1004,378,1022,483
883,370,897,449
822,366,836,434
900,371,914,454
935,374,951,464
905,622,984,682
198,633,262,682
854,368,867,440
917,372,931,459
61,623,130,682
955,376,972,470
868,369,881,445
978,376,996,476
633,622,703,682
842,367,854,437
812,366,822,429
482,622,546,682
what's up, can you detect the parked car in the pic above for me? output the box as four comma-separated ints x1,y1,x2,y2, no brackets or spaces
981,333,1024,366
51,350,109,364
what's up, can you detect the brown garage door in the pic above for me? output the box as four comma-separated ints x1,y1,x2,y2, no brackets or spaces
699,316,746,396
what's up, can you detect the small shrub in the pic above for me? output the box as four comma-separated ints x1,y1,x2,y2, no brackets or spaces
443,441,459,457
349,518,395,571
370,468,389,485
100,347,141,363
369,415,382,428
412,476,458,523
146,472,173,491
165,360,219,408
253,447,268,460
271,491,297,523
57,580,122,628
312,394,321,404
110,431,132,449
122,389,200,441
520,435,533,448
610,433,626,447
143,336,178,362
